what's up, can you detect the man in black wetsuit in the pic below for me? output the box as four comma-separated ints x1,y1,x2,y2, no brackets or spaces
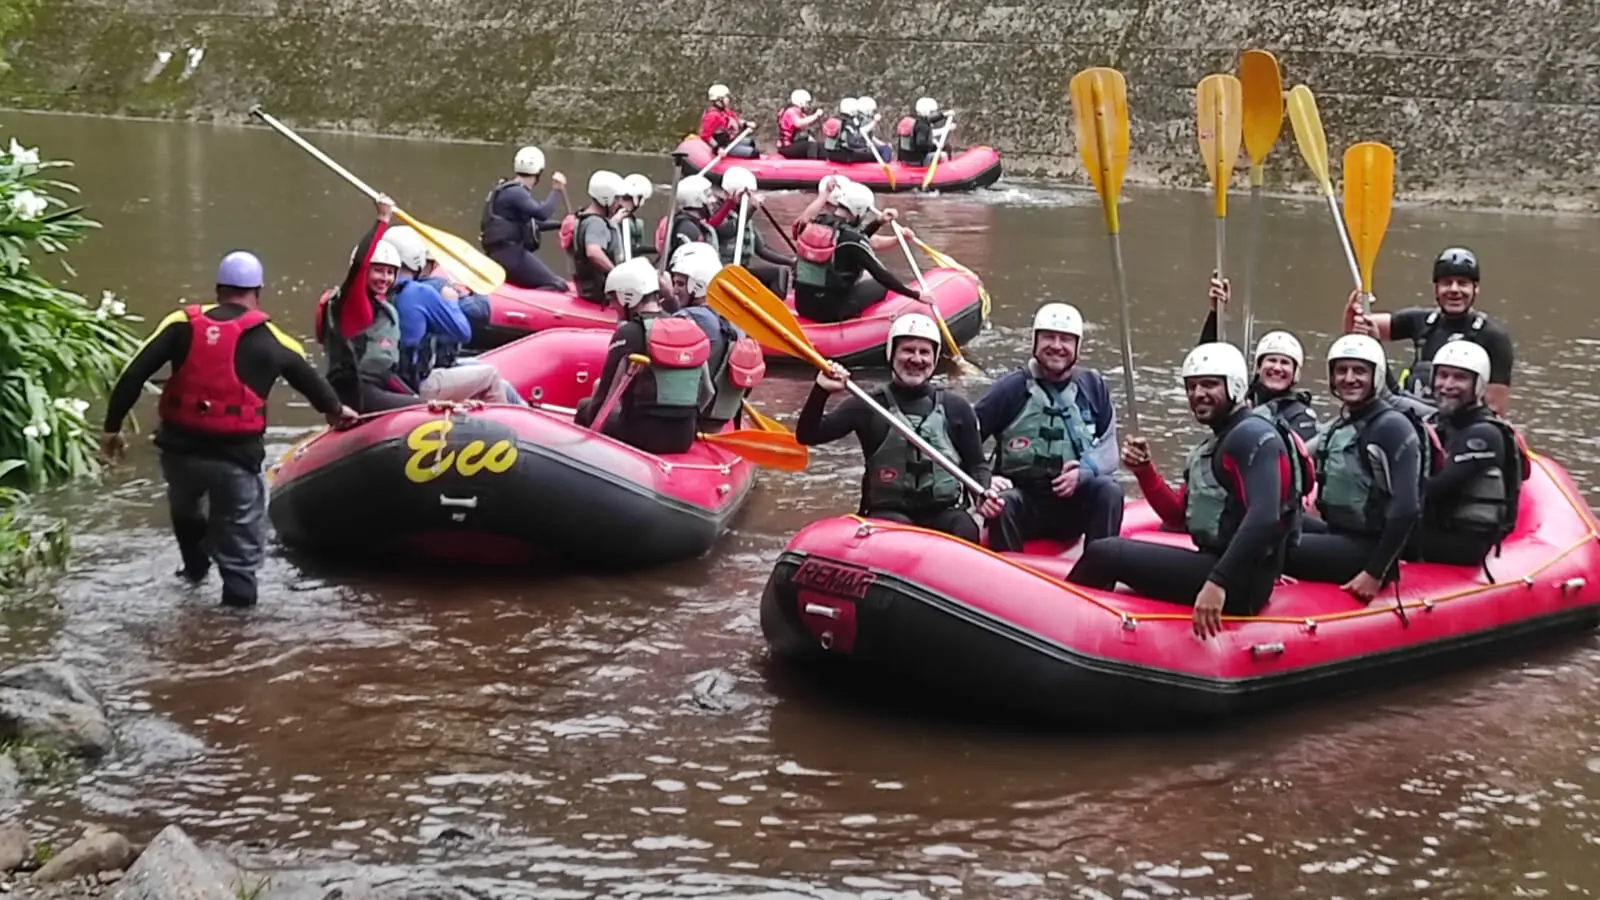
713,165,794,298
795,313,1002,542
790,180,920,323
1412,341,1529,568
1286,334,1424,602
1345,246,1514,416
1067,342,1299,638
478,145,568,291
1200,274,1319,444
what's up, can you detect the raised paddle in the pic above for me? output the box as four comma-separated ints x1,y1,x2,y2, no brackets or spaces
1195,73,1244,346
863,115,899,191
249,106,505,297
531,400,808,471
1237,49,1284,352
732,193,750,266
875,210,982,376
911,236,993,321
1285,85,1363,291
920,112,955,191
695,124,757,177
655,150,689,274
706,265,988,497
759,202,800,255
1341,142,1395,317
1068,66,1140,435
590,353,651,431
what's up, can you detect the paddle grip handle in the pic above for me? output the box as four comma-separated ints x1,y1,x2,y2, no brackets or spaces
842,380,987,498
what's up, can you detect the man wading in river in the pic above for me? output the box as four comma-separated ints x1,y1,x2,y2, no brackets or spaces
100,251,358,608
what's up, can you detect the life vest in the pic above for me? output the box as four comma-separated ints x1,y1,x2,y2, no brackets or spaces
865,389,964,513
157,305,271,436
822,117,843,152
1183,409,1307,554
896,117,917,155
479,180,535,252
1256,391,1320,447
995,371,1095,487
567,211,613,301
1424,411,1530,544
557,213,577,252
674,306,762,423
637,316,712,413
626,216,646,257
793,220,840,290
318,286,403,385
717,214,758,266
655,213,719,257
1397,311,1489,400
416,274,467,369
1313,402,1443,535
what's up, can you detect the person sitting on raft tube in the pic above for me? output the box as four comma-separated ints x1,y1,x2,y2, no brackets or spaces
655,174,740,266
1412,341,1530,569
381,227,519,405
853,97,894,162
478,145,569,291
101,251,359,608
569,170,630,306
820,98,862,164
896,97,955,166
700,84,757,159
796,314,1002,542
619,174,656,261
669,245,767,433
777,89,824,160
574,257,711,455
974,303,1125,552
1068,343,1305,638
1200,275,1319,445
790,179,920,323
1283,334,1433,603
712,166,795,299
316,196,422,413
1346,246,1513,416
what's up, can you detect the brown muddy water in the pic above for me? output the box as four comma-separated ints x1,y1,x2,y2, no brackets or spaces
5,109,1600,898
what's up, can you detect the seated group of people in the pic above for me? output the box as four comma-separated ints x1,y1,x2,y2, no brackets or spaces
798,247,1526,637
699,84,956,165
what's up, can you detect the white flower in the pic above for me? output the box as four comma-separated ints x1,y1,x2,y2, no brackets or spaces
8,189,47,221
35,421,50,438
7,138,39,167
51,397,90,416
97,291,126,317
22,425,38,439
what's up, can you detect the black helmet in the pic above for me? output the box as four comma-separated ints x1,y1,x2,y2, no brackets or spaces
1433,247,1479,283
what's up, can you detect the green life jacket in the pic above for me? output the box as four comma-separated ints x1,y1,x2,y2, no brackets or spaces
1184,408,1307,554
639,316,711,412
995,369,1093,487
625,216,645,258
794,220,842,291
719,216,758,266
321,290,401,384
1314,403,1433,535
865,389,963,512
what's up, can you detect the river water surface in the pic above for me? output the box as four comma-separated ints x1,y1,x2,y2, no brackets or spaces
6,110,1600,899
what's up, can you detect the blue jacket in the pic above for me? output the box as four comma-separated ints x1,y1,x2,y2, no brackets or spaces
393,276,472,388
973,364,1119,477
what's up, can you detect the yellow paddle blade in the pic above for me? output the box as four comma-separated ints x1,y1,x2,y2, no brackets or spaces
1285,84,1332,195
1341,141,1395,295
1068,67,1131,234
1239,50,1284,177
1196,74,1244,218
699,429,810,472
742,400,789,434
397,211,506,296
705,265,829,370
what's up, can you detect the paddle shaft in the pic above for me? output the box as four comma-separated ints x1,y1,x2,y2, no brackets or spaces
1214,220,1227,345
250,107,384,203
696,124,756,177
842,379,986,497
863,116,897,188
761,203,800,254
1108,232,1141,435
591,356,647,431
1322,189,1365,310
922,115,954,190
733,194,749,266
656,153,688,273
1241,173,1265,352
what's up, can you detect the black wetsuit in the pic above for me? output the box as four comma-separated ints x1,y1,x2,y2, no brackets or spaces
792,217,919,323
1413,404,1516,566
1198,310,1318,444
573,314,698,456
1390,307,1514,401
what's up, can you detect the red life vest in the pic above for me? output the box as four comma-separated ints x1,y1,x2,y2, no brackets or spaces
557,213,577,252
794,221,838,264
645,315,712,369
896,116,915,137
723,336,765,389
158,305,271,436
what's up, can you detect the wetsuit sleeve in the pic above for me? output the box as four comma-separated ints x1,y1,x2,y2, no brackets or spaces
973,372,1027,441
1132,463,1185,529
1387,308,1429,342
1198,309,1218,345
504,186,541,225
1481,325,1514,386
277,344,345,416
1425,420,1505,501
532,190,561,222
839,241,918,298
103,311,187,432
1075,371,1119,476
1210,420,1287,590
419,284,472,343
574,322,646,427
795,384,867,446
334,220,388,339
1365,412,1422,579
943,394,991,490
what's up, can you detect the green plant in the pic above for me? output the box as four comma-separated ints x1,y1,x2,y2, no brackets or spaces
0,462,67,593
0,135,138,489
0,0,37,74
234,874,272,900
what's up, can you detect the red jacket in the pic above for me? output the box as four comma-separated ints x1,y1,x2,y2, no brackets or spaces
699,107,743,144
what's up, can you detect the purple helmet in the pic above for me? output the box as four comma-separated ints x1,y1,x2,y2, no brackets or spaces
215,251,263,289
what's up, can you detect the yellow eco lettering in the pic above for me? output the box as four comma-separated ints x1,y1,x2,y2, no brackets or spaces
403,420,517,483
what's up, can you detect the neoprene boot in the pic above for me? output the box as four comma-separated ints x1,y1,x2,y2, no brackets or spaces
172,517,210,582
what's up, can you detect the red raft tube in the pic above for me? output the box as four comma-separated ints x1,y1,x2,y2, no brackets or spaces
672,136,1003,194
478,268,989,368
760,454,1600,724
266,329,756,568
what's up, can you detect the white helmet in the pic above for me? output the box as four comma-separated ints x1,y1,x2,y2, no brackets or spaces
1253,330,1304,371
368,239,402,270
839,97,859,116
588,169,625,205
818,174,850,195
1327,333,1388,383
1431,340,1491,399
829,181,875,218
670,240,719,269
381,226,428,273
605,257,660,309
677,174,715,210
513,146,545,176
1032,303,1084,340
1181,342,1250,405
622,173,654,205
790,89,811,108
670,248,723,299
708,84,730,101
722,166,757,195
857,96,878,117
887,313,942,362
915,97,939,117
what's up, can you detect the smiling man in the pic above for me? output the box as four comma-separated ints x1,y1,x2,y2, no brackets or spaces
795,313,1000,543
1343,247,1514,416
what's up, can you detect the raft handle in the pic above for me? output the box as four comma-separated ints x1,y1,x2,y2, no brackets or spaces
505,311,527,321
1561,577,1586,594
1250,642,1285,658
804,603,840,620
576,370,590,384
438,495,479,509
